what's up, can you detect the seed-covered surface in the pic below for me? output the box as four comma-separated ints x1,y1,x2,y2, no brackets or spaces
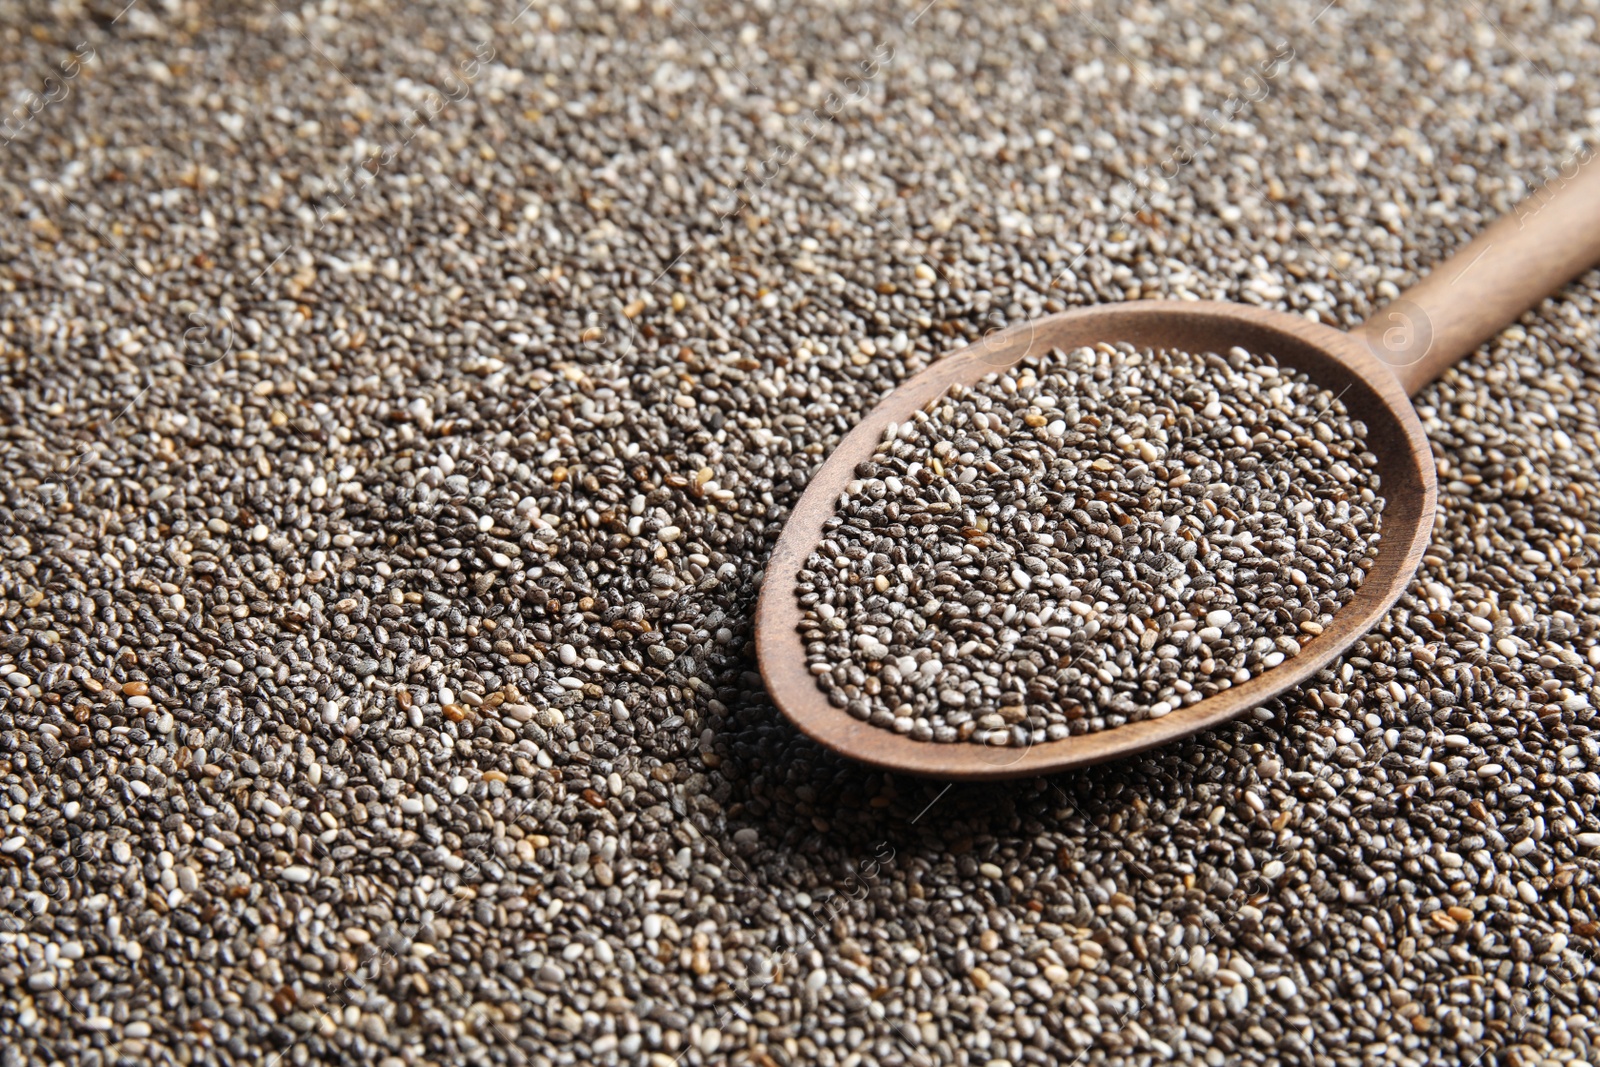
1,2,1599,1066
798,343,1383,744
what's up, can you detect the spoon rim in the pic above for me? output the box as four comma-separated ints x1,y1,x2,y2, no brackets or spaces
754,301,1437,780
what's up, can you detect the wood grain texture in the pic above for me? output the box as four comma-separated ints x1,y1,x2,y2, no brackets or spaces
754,302,1437,780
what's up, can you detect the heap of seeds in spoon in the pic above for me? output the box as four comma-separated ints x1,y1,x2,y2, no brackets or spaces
797,342,1385,745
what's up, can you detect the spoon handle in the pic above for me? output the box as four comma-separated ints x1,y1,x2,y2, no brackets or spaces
1355,152,1600,397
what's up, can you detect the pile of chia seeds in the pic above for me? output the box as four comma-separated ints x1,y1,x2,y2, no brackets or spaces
0,2,1597,1065
798,343,1383,744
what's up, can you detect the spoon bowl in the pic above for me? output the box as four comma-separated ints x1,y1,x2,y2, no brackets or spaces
754,157,1600,780
756,302,1433,779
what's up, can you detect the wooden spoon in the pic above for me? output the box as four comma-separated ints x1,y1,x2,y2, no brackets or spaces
754,158,1600,780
